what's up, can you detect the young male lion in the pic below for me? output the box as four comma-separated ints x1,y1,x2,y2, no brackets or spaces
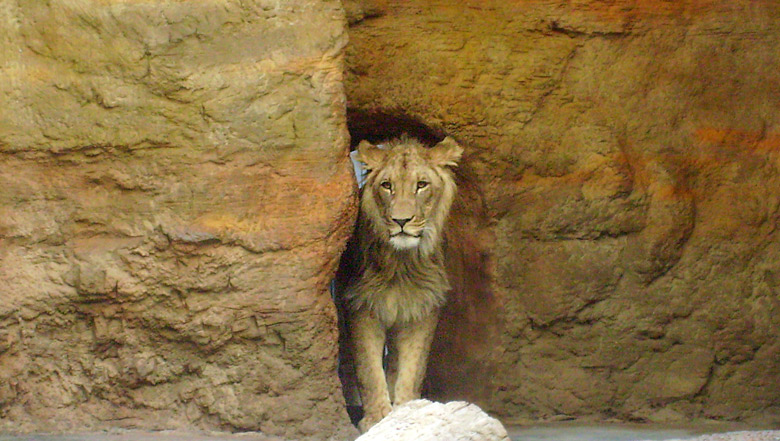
336,135,463,432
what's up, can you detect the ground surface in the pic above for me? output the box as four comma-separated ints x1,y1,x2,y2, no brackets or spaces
1,424,778,441
509,424,779,441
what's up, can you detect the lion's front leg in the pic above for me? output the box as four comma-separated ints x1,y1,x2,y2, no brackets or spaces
349,309,392,432
385,330,399,404
390,311,439,406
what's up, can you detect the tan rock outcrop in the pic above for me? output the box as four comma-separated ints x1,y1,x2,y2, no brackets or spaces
0,0,357,439
345,0,780,425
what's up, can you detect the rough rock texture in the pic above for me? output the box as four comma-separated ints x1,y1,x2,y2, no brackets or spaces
356,399,510,441
0,1,357,439
345,0,780,427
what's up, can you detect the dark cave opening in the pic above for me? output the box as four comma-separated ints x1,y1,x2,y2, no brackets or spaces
336,108,452,426
334,108,498,426
346,108,447,149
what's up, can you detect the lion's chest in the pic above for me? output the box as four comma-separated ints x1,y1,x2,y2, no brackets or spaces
349,265,448,326
370,285,436,325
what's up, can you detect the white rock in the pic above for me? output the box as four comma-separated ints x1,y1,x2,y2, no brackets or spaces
356,399,510,441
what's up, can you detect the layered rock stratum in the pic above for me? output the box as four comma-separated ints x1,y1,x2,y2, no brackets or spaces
0,1,357,439
345,0,780,426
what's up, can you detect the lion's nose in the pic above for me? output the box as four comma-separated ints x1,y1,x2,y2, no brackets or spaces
393,218,412,228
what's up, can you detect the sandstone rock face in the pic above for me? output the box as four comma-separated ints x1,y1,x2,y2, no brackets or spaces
357,400,510,441
345,0,780,426
0,1,357,439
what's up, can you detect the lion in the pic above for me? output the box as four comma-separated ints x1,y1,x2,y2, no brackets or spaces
335,135,463,432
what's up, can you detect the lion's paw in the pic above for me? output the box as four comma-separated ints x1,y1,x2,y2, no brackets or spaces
358,407,391,433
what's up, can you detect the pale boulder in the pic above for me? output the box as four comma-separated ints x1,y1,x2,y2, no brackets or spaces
357,399,510,441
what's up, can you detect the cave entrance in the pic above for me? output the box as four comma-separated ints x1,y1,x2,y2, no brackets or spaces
334,108,497,427
346,108,446,149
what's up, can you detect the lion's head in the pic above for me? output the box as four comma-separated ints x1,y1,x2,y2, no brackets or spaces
356,135,463,254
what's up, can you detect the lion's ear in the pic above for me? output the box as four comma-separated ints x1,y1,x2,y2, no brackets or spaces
356,140,386,171
429,136,463,167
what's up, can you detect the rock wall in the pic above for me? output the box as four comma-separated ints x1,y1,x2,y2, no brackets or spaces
0,1,357,439
2,0,778,435
345,0,780,426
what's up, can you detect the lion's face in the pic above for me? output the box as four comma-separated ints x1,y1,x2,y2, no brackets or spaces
357,136,462,253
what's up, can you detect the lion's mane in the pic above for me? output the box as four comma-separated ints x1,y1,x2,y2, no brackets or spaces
340,136,459,324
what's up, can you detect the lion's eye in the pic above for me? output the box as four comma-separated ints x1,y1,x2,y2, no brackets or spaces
380,181,392,190
416,181,429,190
